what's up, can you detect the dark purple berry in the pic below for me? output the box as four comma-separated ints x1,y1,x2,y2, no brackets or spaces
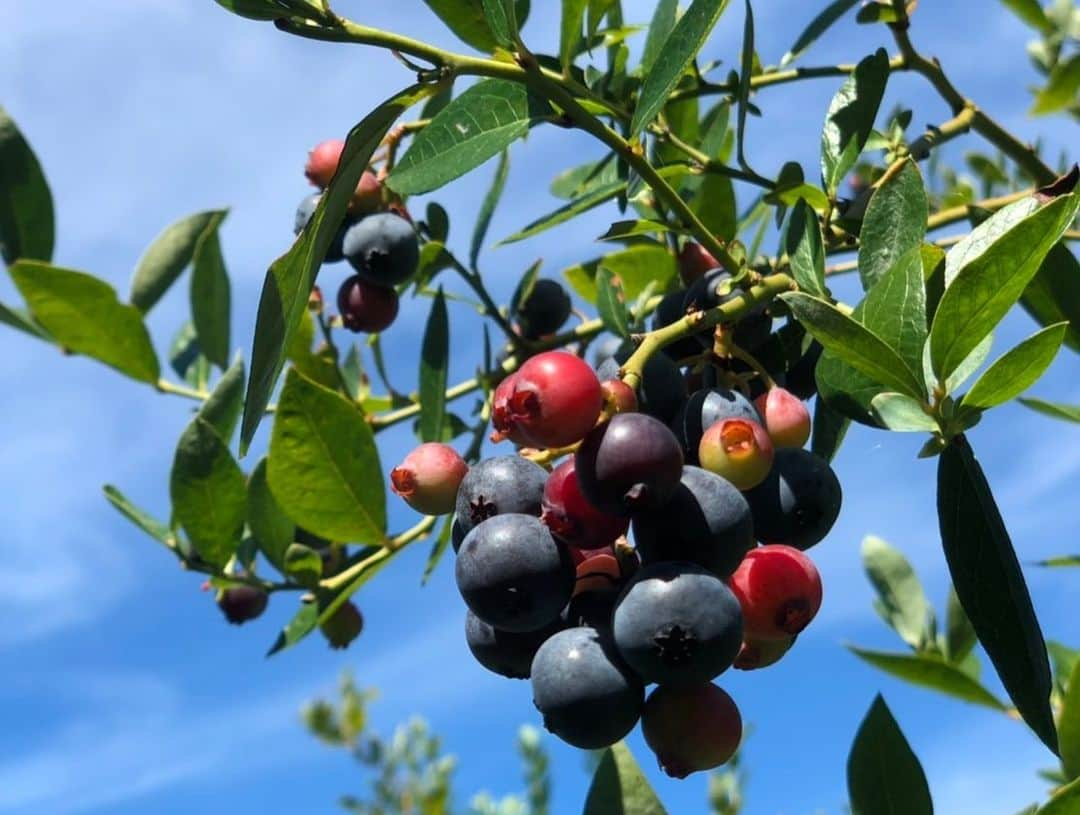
465,609,565,679
744,448,842,550
320,601,364,649
217,585,268,625
454,455,547,535
337,275,399,333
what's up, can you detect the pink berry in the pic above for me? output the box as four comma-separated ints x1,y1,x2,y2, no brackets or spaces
642,683,742,778
600,378,638,415
348,170,383,215
390,443,468,516
754,387,811,449
541,459,629,550
305,138,346,188
699,417,775,490
493,351,603,449
729,544,823,639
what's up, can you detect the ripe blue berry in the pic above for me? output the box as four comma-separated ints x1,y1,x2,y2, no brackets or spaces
454,455,547,535
465,609,565,679
516,278,572,339
343,212,420,286
294,192,347,263
744,448,842,550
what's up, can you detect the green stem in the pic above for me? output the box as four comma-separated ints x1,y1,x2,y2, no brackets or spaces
651,125,776,190
320,515,438,592
156,379,208,402
316,309,355,397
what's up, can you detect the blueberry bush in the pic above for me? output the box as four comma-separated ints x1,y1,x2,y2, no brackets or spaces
2,0,1079,811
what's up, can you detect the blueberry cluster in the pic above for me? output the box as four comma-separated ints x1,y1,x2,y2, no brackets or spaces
389,305,842,776
295,139,421,333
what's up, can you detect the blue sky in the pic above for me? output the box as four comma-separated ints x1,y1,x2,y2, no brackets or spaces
1,1,1077,813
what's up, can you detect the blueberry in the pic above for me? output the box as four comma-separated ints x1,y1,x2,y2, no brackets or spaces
451,514,468,553
744,448,842,550
612,561,743,687
682,269,772,350
455,514,575,633
516,279,572,339
454,455,548,534
294,192,347,263
651,289,705,360
343,212,420,286
632,466,754,577
784,340,823,401
562,590,618,630
595,341,687,426
465,609,565,679
530,627,644,749
671,387,762,464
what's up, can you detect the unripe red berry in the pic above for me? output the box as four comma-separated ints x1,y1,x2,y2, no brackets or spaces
754,387,811,449
600,378,638,415
678,242,720,286
492,351,603,449
642,683,742,778
337,274,399,333
391,443,469,516
348,170,383,215
320,601,364,649
729,544,822,639
733,634,795,670
305,139,346,189
490,373,531,445
699,418,775,490
541,458,629,550
217,585,268,625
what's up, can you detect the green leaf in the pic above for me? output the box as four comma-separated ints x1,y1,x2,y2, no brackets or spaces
998,0,1055,32
190,212,231,369
267,600,319,655
820,49,890,194
389,80,548,196
630,0,731,135
1019,397,1080,423
268,368,386,544
9,260,160,384
418,0,530,52
780,0,860,66
213,0,320,20
131,210,226,313
598,219,679,241
284,542,323,586
247,457,294,574
870,392,938,432
0,299,52,342
944,585,978,665
561,0,589,68
847,695,933,815
1060,661,1080,780
549,156,618,199
596,266,630,338
1035,555,1080,568
480,0,518,47
784,200,827,298
855,1,899,23
640,0,678,74
782,292,925,399
584,742,669,815
470,150,510,270
931,192,1079,382
505,180,627,245
419,289,449,443
938,434,1058,753
170,418,246,567
103,484,174,550
690,174,737,244
1022,244,1080,353
943,333,993,394
735,0,754,170
858,160,929,291
241,85,430,453
811,394,849,462
862,536,935,650
0,106,54,265
1039,776,1080,815
961,323,1067,410
197,354,245,443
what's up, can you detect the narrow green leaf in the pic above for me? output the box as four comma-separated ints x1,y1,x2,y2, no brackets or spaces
862,536,935,650
419,0,528,52
691,174,737,244
190,212,231,369
1032,54,1080,115
10,260,160,383
855,1,899,23
241,84,430,453
131,210,226,313
197,354,245,443
508,259,543,319
213,0,321,21
847,695,934,815
1039,776,1080,815
103,485,174,549
0,300,52,342
961,323,1067,410
735,0,754,169
944,585,978,665
998,0,1055,32
267,600,319,656
268,368,386,543
811,394,849,462
938,435,1058,753
943,333,993,394
419,289,449,443
784,200,827,298
480,0,517,47
640,0,678,74
781,0,860,66
870,392,938,432
341,343,364,400
1019,397,1080,423
820,49,890,194
1022,244,1080,353
504,180,627,245
598,219,679,241
389,80,548,196
170,321,205,386
630,0,731,135
931,192,1079,381
766,182,831,213
549,155,618,199
782,292,925,399
1035,555,1080,568
858,160,929,291
561,0,589,69
247,457,294,574
170,418,246,567
0,106,54,265
584,742,669,815
596,266,630,338
1060,661,1080,780
470,150,510,270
